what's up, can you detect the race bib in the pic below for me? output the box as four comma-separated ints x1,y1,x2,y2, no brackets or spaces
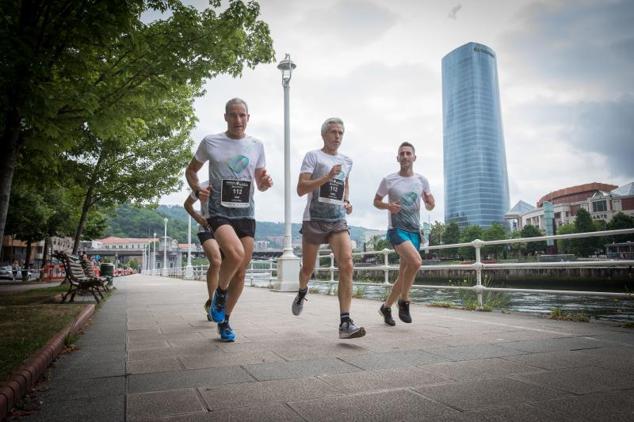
221,179,251,208
318,179,344,205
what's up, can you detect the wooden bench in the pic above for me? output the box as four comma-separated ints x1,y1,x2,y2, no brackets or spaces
53,252,106,303
80,259,110,292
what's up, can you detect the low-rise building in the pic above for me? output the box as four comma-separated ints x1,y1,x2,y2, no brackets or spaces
506,182,634,231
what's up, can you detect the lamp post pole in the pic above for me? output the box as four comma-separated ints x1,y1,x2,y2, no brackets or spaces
152,232,157,275
162,218,168,276
274,53,300,291
185,213,194,279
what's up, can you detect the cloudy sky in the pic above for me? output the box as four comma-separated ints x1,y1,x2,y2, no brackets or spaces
159,0,634,230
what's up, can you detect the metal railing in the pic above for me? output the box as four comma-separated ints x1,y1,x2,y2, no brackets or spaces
310,228,634,308
156,228,634,309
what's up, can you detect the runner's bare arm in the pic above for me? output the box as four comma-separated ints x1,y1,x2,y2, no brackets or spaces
183,195,208,227
423,191,435,210
185,157,204,193
296,164,341,196
373,194,401,214
344,177,352,214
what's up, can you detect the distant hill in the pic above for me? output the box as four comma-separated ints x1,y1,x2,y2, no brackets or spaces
104,203,379,246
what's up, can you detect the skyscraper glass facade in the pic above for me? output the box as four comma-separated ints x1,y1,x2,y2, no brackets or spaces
442,42,510,229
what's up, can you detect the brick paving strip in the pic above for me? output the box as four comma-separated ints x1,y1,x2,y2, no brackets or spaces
0,303,95,420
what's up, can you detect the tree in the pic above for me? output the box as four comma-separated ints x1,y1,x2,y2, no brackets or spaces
606,212,634,243
0,0,275,247
572,208,598,256
429,221,444,246
520,224,546,256
556,222,576,254
482,223,507,259
459,225,483,261
442,221,460,259
1,0,148,245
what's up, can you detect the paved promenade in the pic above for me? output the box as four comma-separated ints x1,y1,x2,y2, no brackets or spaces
23,275,634,421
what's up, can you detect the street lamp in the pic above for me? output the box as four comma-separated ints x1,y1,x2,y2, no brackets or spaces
274,53,300,291
184,210,194,279
162,218,168,276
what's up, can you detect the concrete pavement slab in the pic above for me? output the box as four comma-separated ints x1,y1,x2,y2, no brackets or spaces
127,366,255,393
198,377,341,410
414,378,571,411
18,275,634,421
288,389,462,422
127,388,205,421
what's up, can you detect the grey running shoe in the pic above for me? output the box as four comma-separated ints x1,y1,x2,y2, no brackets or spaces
379,304,396,326
339,319,366,339
398,299,412,323
291,291,307,316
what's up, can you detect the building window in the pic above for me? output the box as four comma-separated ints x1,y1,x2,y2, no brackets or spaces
592,201,607,212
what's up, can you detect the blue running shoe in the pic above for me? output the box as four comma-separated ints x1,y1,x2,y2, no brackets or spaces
210,290,226,323
218,322,236,342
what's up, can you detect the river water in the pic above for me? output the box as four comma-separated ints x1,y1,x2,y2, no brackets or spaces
308,282,634,322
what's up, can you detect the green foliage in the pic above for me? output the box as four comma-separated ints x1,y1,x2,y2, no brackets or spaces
556,222,576,254
549,307,590,322
441,221,460,259
429,221,445,246
482,223,507,259
521,224,547,255
453,277,510,311
106,203,193,243
606,212,634,243
0,0,276,247
83,210,109,240
370,235,391,252
459,225,483,260
572,208,599,257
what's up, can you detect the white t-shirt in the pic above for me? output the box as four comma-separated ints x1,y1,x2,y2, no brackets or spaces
376,172,431,232
300,149,353,222
194,132,265,219
189,180,210,232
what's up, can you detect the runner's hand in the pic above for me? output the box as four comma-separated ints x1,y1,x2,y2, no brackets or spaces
198,186,211,202
387,202,401,214
344,200,353,215
257,168,273,190
328,164,342,179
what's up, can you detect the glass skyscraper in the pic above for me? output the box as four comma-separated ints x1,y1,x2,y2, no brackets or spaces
442,42,510,229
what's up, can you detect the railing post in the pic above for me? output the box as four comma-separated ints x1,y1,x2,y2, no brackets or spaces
329,253,335,283
472,239,484,309
383,249,390,285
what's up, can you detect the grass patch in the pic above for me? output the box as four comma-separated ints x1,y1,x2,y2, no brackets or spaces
622,322,634,329
549,307,590,322
0,286,85,382
353,285,366,299
428,302,455,308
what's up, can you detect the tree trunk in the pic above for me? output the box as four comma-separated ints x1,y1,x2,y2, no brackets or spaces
72,184,95,254
0,111,22,246
40,235,50,281
23,239,32,281
72,148,104,254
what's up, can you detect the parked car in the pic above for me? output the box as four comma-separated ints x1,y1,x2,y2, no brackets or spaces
0,265,15,280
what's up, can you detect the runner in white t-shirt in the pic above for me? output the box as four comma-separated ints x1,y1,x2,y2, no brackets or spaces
185,98,273,342
374,142,435,326
292,117,366,339
183,180,221,320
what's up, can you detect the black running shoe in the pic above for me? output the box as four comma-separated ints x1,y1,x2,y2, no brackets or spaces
379,304,396,326
398,299,412,323
204,299,212,321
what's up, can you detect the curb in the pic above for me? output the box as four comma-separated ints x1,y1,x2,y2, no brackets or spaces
0,304,96,421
